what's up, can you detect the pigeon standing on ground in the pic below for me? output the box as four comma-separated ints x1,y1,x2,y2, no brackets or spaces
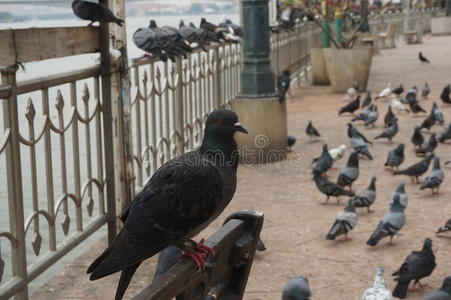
384,106,396,128
306,120,321,139
390,96,410,113
376,83,392,100
423,276,451,300
390,182,408,209
440,84,451,105
384,143,405,171
72,0,124,26
313,144,333,174
287,135,297,151
153,246,182,282
420,157,444,194
437,219,451,234
439,124,451,143
394,153,435,183
339,96,361,115
337,152,360,191
278,70,291,102
87,110,248,300
313,170,355,204
352,176,377,213
362,91,372,108
352,105,374,122
419,51,431,63
282,276,311,300
392,84,404,96
326,199,358,241
365,105,379,127
375,118,398,142
367,194,405,246
392,238,436,298
412,126,425,149
432,102,445,125
419,110,437,131
416,133,438,156
422,83,430,99
348,123,373,145
351,130,373,160
404,86,418,104
410,99,427,114
362,267,393,300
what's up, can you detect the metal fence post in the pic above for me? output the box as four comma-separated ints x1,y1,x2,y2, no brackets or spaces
1,66,28,300
174,57,185,155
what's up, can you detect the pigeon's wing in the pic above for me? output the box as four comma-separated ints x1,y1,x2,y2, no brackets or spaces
423,289,451,300
73,1,99,19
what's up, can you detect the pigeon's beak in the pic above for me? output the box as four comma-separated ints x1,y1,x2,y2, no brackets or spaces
233,122,248,134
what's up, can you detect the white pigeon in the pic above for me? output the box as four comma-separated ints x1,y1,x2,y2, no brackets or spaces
375,82,392,101
329,145,347,161
390,96,409,113
362,267,393,300
343,80,360,101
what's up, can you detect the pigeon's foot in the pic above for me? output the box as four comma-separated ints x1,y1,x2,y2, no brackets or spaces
182,238,215,271
197,238,215,257
343,233,352,241
182,248,207,271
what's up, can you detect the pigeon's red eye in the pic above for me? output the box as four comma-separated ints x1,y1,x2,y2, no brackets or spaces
217,118,225,126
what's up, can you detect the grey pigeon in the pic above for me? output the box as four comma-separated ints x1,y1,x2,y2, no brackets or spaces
362,91,372,108
326,199,358,241
72,0,123,26
433,102,445,125
339,95,361,115
179,20,207,51
390,182,408,209
313,170,354,204
416,133,438,156
364,105,379,127
437,218,451,234
440,84,451,105
313,144,333,174
392,238,436,298
404,86,418,104
384,106,396,128
337,151,359,190
412,126,425,148
384,143,405,171
394,153,435,183
306,120,321,139
282,276,311,300
420,157,444,194
153,246,182,282
367,194,405,246
438,124,451,143
348,123,373,145
87,110,247,300
419,110,436,131
423,276,451,300
422,83,430,99
375,118,398,142
351,129,373,160
189,22,221,45
149,20,187,60
352,176,377,213
352,104,374,122
362,266,393,300
278,70,291,102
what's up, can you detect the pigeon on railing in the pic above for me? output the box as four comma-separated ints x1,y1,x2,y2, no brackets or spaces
72,0,123,26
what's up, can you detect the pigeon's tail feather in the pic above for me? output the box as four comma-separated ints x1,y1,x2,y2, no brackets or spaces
437,225,451,233
392,280,410,298
257,238,267,251
115,263,141,300
366,230,385,246
115,18,124,26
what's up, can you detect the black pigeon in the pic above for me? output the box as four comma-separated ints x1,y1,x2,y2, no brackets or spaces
422,83,430,99
392,238,436,298
410,99,427,114
419,110,437,131
287,135,297,151
362,91,372,108
394,153,435,183
133,27,169,62
313,144,333,174
392,84,404,95
148,20,183,60
403,86,418,104
282,277,311,300
439,124,451,143
162,26,193,58
72,0,123,26
313,170,354,204
411,126,425,148
189,22,220,45
87,110,247,300
347,123,372,145
384,106,396,128
306,120,321,139
440,84,451,105
337,151,359,190
437,218,451,234
423,276,451,300
200,17,221,33
153,246,182,282
416,133,438,156
179,20,206,50
338,96,361,115
278,70,291,102
385,143,405,171
419,51,431,63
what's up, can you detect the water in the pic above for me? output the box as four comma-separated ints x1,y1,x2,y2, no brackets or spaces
0,12,238,296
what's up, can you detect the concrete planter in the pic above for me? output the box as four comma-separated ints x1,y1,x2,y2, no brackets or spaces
311,48,330,85
431,17,451,36
323,47,373,93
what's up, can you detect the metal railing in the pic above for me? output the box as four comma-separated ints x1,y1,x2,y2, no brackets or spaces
0,9,442,299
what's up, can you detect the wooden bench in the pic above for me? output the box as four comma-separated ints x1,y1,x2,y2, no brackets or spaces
403,21,423,44
360,24,381,54
378,23,397,48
